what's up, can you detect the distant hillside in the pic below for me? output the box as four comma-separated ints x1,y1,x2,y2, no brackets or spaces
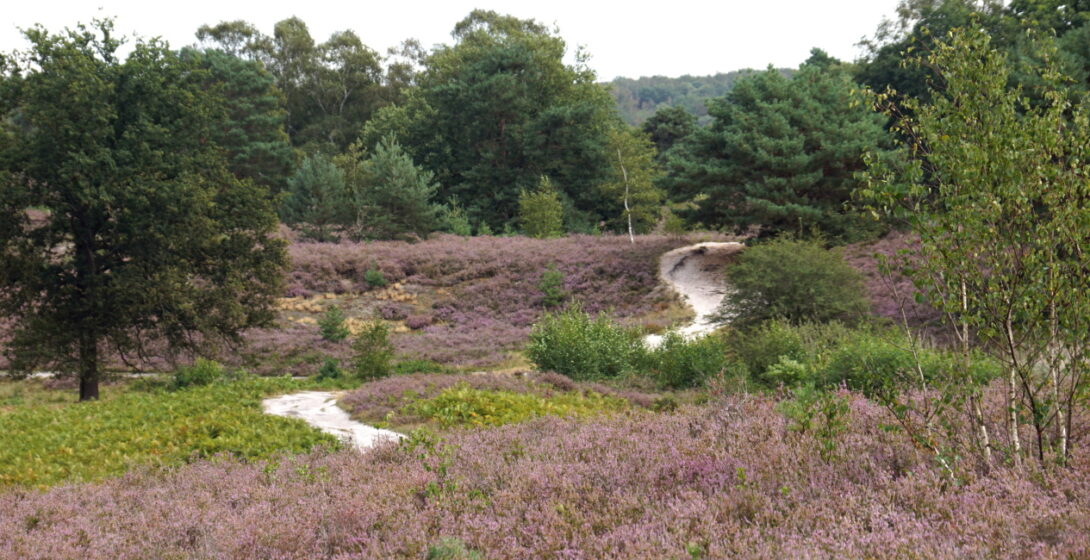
609,70,793,126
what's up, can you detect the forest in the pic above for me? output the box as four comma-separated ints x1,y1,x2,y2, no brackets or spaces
2,0,1090,558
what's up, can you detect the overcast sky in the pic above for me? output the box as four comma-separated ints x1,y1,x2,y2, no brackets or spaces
1,1,904,80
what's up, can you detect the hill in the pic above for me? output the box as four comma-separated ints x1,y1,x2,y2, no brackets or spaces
608,70,793,126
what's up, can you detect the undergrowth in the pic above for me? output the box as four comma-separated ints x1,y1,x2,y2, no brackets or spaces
0,376,338,488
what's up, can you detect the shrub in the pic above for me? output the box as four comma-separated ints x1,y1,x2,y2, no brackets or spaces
376,301,410,321
364,264,388,288
317,357,342,380
519,176,564,238
317,305,350,342
527,307,643,380
171,358,227,390
405,314,433,330
643,332,729,389
352,322,393,381
726,320,857,388
720,237,868,326
538,264,567,308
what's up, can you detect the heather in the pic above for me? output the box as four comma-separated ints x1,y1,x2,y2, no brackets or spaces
245,234,695,371
0,376,337,488
3,392,1088,559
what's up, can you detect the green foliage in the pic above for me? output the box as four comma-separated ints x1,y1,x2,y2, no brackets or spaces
519,176,565,238
778,385,851,462
602,127,663,235
317,357,343,380
393,359,449,375
427,538,484,560
641,105,697,162
440,198,474,236
0,377,337,487
337,137,440,240
352,322,394,380
720,238,868,327
401,383,628,428
181,47,295,194
661,207,688,237
383,10,618,231
527,307,644,380
318,305,351,342
198,18,387,151
364,264,388,288
609,71,773,126
661,53,897,242
860,27,1090,463
538,264,567,308
172,359,231,390
283,154,350,241
0,21,287,401
642,332,730,389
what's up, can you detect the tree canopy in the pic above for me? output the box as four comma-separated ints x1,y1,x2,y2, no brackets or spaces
0,22,286,400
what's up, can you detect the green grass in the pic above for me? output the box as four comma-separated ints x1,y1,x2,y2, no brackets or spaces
0,376,339,488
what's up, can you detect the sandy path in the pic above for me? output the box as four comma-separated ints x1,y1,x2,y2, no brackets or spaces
262,391,403,450
644,242,743,348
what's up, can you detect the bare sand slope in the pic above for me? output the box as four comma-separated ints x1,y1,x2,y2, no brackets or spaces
644,242,743,348
262,391,403,450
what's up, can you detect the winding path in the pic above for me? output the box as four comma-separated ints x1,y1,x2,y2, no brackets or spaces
263,241,741,443
644,241,743,348
262,391,403,450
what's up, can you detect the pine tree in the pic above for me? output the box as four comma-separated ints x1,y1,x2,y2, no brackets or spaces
519,176,564,238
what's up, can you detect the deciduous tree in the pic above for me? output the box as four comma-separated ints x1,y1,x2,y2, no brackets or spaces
0,22,286,400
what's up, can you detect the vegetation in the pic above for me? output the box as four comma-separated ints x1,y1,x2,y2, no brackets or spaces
400,384,628,428
718,237,869,327
527,307,644,380
661,50,897,241
351,321,394,380
518,176,565,238
0,22,286,400
0,376,337,487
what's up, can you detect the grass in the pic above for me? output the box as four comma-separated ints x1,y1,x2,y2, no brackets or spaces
0,376,340,488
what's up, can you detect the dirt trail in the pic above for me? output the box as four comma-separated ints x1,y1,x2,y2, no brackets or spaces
644,242,743,348
262,391,403,450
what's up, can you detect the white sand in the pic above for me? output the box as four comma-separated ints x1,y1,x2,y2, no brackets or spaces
262,391,403,450
644,242,743,348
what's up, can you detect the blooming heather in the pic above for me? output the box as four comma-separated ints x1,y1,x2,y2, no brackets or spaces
2,391,1088,559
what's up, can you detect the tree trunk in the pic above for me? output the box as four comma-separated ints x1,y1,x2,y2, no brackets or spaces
78,330,99,401
616,147,634,244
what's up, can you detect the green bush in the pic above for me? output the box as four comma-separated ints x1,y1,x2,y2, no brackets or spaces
318,305,350,342
720,237,868,326
519,176,564,238
171,358,227,389
353,321,394,380
527,307,644,380
317,357,342,380
538,263,567,308
643,332,730,389
364,264,388,288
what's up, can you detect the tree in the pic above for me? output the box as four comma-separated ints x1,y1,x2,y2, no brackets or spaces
519,176,564,238
641,105,696,163
196,18,386,152
371,10,617,231
662,51,897,242
337,137,440,240
601,127,663,240
180,48,295,194
0,22,286,400
861,27,1090,465
282,153,350,242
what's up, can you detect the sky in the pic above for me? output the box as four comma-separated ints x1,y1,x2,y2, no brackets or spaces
1,1,905,80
